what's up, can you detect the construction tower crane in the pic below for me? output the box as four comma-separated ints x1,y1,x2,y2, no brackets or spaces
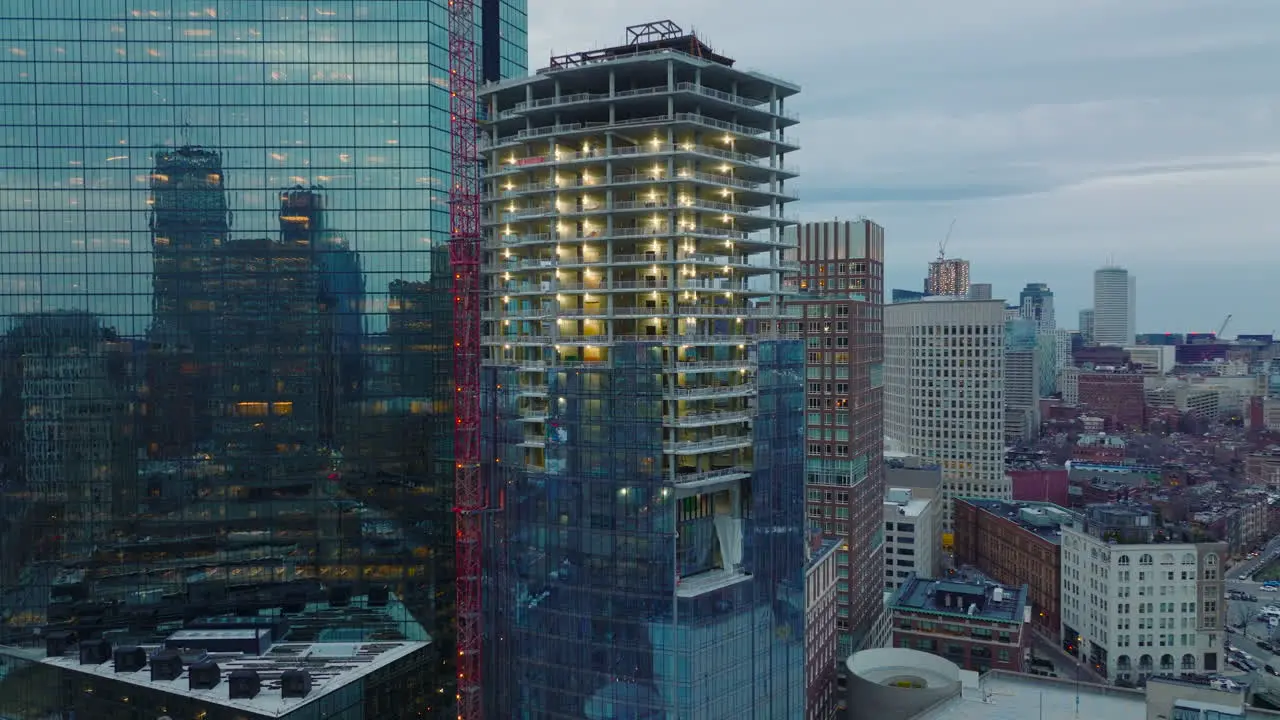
1218,314,1232,339
447,0,483,718
938,218,956,262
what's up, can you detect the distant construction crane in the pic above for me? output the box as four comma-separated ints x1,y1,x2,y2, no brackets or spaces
447,0,483,718
938,218,956,262
1218,314,1233,339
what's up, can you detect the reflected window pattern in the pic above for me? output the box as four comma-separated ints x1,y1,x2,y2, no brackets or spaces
0,2,526,717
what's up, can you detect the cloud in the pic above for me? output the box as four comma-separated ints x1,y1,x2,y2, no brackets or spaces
529,0,1280,333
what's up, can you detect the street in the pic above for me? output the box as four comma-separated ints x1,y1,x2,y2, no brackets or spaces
1227,534,1280,581
1029,631,1107,684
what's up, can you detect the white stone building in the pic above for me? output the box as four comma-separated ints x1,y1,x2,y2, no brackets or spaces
1060,509,1225,683
883,487,940,591
884,297,1007,529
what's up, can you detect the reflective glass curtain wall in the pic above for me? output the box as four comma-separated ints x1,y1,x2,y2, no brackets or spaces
0,1,526,717
482,341,807,718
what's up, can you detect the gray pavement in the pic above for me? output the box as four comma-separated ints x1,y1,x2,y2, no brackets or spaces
1227,534,1280,580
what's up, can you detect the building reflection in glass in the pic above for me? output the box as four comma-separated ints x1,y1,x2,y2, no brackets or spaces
0,1,528,717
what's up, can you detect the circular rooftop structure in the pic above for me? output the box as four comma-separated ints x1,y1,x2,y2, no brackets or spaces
845,648,962,720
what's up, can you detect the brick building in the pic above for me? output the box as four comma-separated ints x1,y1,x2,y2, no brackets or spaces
952,498,1066,640
1078,371,1146,430
805,539,841,720
1008,466,1070,506
791,219,886,656
889,575,1030,674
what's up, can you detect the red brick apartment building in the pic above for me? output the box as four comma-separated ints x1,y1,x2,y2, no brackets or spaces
890,575,1031,673
952,498,1065,641
1008,466,1070,506
1078,371,1146,430
790,219,885,656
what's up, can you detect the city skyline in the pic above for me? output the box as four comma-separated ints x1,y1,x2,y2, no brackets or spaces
535,1,1280,333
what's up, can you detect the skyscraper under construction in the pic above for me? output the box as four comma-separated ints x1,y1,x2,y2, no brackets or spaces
479,21,806,717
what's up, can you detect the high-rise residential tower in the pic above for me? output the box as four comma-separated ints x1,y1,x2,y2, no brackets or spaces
1093,266,1136,346
788,219,886,657
926,258,971,296
0,3,528,717
479,21,806,718
885,298,1007,529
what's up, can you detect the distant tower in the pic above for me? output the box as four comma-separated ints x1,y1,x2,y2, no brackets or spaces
1079,309,1095,345
1093,267,1134,346
926,258,970,296
1018,283,1055,334
279,188,365,440
146,146,229,456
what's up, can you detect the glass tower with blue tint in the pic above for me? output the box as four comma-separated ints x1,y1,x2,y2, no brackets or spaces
0,2,525,717
478,23,806,719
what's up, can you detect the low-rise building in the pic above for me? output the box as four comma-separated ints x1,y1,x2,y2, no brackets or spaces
952,498,1067,641
807,538,842,720
1078,371,1147,430
1073,433,1127,464
1245,449,1280,488
1008,465,1070,506
1060,503,1226,684
843,649,1268,720
1125,345,1176,375
889,575,1031,674
885,487,942,591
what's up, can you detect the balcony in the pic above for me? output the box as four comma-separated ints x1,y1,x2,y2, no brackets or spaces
486,141,797,179
664,382,757,400
664,409,754,428
498,84,796,122
663,434,753,454
674,358,756,373
672,465,752,487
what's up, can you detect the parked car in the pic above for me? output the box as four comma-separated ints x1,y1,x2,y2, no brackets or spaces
1259,641,1274,653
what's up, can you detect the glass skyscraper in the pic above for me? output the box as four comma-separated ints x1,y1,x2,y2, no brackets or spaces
0,2,526,717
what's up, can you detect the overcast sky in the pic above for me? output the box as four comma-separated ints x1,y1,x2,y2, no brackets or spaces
529,0,1280,336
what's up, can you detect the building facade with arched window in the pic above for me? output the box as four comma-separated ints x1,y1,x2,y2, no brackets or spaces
1059,504,1226,685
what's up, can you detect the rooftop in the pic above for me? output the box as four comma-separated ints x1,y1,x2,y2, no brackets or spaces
886,496,932,519
36,591,431,717
806,537,841,572
41,639,427,718
916,671,1145,720
956,497,1074,545
891,575,1029,625
548,21,734,71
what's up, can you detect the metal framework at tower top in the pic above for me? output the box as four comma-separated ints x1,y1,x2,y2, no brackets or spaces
447,0,483,718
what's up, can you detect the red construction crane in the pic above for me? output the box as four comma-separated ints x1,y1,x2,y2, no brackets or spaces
447,0,483,718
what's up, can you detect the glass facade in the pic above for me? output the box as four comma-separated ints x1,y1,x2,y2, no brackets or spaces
483,341,807,718
0,1,526,717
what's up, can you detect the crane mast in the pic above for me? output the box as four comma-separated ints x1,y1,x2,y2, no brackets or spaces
447,0,483,718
